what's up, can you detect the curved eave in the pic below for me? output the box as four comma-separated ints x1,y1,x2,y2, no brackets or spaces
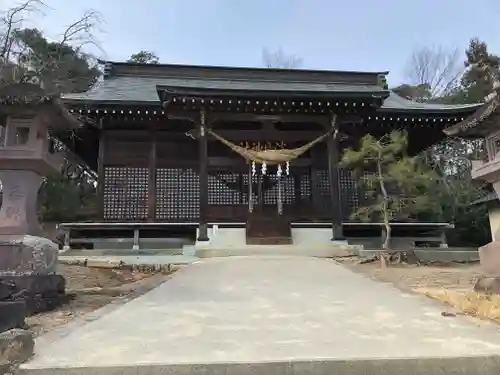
378,104,482,116
157,86,390,101
443,99,499,137
379,91,482,116
62,98,161,106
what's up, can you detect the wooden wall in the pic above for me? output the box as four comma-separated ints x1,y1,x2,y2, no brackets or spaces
98,128,360,223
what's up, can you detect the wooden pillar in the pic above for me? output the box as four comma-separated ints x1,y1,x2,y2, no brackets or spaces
197,109,209,241
147,124,157,221
97,121,105,221
326,114,344,240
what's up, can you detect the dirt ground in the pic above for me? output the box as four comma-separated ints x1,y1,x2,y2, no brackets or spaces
337,257,500,323
26,264,173,336
338,258,481,291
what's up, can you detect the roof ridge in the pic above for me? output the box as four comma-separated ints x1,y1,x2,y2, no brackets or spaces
99,60,390,77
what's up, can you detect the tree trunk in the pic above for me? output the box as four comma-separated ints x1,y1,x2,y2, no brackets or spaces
377,157,391,268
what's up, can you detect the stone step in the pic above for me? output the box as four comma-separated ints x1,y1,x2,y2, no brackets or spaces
60,248,184,257
195,244,361,258
18,347,500,375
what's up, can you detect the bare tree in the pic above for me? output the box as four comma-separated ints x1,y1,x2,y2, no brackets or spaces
0,4,103,93
0,0,45,80
0,0,45,59
58,9,103,51
262,48,302,69
403,45,463,101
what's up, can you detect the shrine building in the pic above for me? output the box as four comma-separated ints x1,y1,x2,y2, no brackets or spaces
52,61,483,251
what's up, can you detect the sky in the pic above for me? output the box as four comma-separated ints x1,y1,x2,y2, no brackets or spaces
3,0,500,86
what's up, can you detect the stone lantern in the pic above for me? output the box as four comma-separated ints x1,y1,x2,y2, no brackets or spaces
0,83,80,318
444,65,500,293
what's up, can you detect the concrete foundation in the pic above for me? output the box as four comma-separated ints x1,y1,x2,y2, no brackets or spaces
195,227,360,258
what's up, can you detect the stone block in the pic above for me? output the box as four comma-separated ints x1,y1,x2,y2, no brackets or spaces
474,276,500,294
478,241,500,277
0,274,65,296
0,235,58,276
0,329,34,369
0,275,66,315
0,301,26,332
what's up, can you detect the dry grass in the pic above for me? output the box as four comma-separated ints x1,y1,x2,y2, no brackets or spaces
339,257,500,323
415,287,500,323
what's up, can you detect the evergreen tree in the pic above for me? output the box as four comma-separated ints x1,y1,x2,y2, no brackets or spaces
341,131,439,267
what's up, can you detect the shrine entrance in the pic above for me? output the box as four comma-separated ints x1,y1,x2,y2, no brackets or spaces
207,124,336,245
245,162,293,245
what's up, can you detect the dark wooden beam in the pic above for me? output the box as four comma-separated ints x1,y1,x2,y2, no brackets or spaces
207,112,330,124
102,128,328,142
326,114,344,240
206,156,311,168
197,109,209,241
204,129,326,142
97,120,105,220
147,124,157,221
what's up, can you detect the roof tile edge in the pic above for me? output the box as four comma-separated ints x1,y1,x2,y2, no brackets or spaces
99,60,389,87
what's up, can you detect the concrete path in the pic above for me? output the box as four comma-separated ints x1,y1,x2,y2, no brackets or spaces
20,256,500,375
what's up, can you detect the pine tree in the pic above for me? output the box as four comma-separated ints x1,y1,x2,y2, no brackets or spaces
341,131,439,267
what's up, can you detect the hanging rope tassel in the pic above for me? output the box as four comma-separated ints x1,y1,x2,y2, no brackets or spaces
277,164,283,215
206,125,335,165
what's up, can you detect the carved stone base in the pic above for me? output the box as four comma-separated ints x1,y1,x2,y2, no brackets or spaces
0,235,66,314
473,239,500,294
0,275,66,315
0,170,44,237
478,240,500,277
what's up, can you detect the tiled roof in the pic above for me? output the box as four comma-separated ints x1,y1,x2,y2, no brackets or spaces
62,76,387,104
61,76,481,114
60,62,481,114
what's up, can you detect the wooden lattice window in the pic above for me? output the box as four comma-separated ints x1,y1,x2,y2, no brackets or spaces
103,167,148,220
242,173,259,205
299,174,311,200
156,168,177,221
258,175,294,205
339,168,359,219
208,171,242,205
155,168,199,222
316,170,330,199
